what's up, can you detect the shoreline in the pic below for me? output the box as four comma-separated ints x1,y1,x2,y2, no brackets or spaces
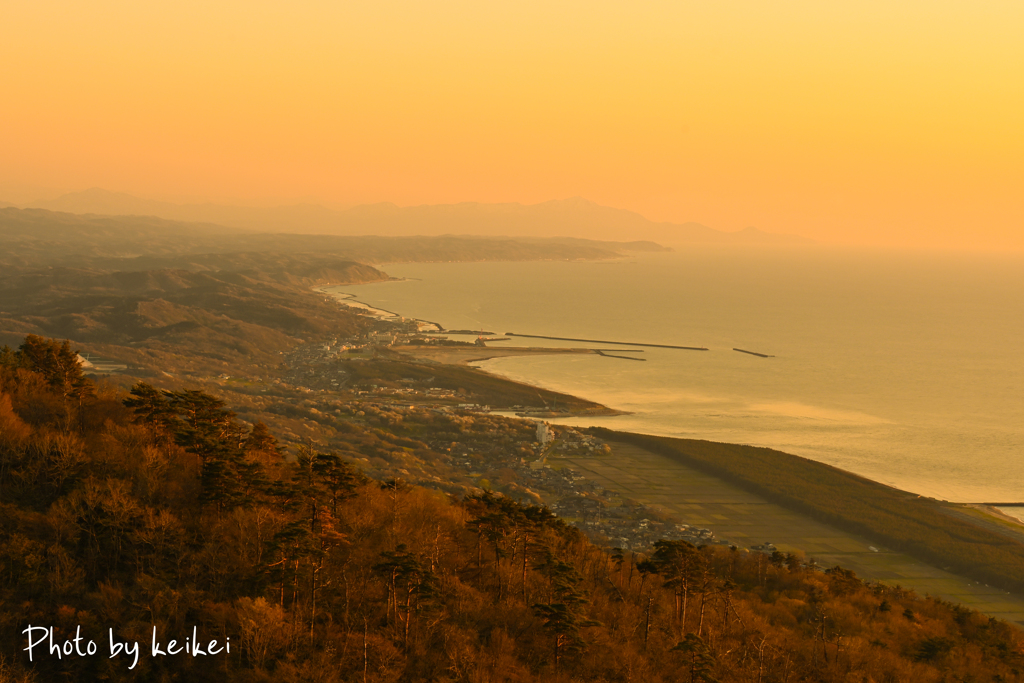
388,345,630,417
315,283,445,331
315,277,1024,625
325,282,907,495
470,354,1024,511
319,277,1013,506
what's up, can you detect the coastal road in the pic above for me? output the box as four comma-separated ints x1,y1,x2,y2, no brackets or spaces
561,441,1024,628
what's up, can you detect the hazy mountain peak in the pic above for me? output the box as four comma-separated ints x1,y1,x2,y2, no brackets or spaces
34,188,177,216
72,187,135,199
20,188,811,246
728,225,813,244
544,196,600,208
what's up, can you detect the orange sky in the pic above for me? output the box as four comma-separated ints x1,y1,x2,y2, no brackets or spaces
1,1,1022,250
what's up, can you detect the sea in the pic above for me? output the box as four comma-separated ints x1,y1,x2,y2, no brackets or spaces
326,248,1024,507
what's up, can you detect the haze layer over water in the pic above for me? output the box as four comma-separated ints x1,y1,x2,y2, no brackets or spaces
333,249,1024,503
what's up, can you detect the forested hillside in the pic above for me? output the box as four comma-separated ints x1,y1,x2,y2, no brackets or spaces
2,336,1022,682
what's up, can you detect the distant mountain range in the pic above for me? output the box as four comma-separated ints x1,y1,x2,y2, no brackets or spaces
18,188,812,246
0,207,668,270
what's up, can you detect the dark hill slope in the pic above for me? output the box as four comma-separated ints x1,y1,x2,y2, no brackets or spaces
0,260,387,372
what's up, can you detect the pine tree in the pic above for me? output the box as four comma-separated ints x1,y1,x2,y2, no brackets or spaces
16,335,93,402
123,382,175,436
372,544,439,648
310,451,360,517
651,539,700,631
531,549,600,678
244,421,282,455
672,633,719,683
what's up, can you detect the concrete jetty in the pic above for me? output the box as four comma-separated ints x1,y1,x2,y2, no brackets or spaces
733,348,774,358
506,332,708,351
595,350,646,361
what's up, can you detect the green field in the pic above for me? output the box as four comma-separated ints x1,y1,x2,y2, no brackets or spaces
564,441,1024,627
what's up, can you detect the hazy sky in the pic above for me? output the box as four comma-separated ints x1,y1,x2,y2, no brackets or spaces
2,1,1022,249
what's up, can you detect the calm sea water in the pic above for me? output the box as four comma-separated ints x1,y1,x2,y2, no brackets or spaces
331,248,1024,503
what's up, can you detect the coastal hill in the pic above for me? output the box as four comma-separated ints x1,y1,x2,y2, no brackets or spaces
0,207,661,269
22,188,811,246
0,206,656,396
0,258,387,371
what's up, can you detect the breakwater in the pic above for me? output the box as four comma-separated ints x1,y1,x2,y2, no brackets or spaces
506,332,708,351
594,349,646,361
733,348,775,358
